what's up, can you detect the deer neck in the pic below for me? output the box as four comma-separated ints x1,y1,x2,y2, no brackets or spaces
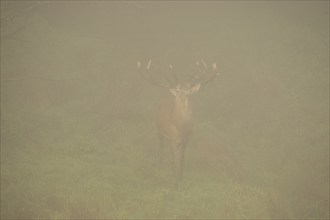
173,96,192,126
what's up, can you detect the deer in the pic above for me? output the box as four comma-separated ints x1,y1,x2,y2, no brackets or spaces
138,59,219,187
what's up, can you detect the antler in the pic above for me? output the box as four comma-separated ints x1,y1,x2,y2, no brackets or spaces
138,59,177,88
191,60,219,85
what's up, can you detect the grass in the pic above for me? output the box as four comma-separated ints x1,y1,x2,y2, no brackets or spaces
3,99,324,219
1,106,281,219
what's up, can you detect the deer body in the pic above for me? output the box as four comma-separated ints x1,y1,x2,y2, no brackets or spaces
138,59,218,186
157,98,193,144
156,89,196,185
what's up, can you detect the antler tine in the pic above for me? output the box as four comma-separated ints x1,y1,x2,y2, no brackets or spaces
200,62,219,85
201,59,207,69
147,58,151,70
168,64,178,86
192,60,219,85
138,59,173,88
196,59,208,74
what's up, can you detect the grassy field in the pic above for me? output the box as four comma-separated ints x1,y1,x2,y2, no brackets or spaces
0,104,289,219
1,89,327,219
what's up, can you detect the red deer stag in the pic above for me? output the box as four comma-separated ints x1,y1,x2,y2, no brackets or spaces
138,59,219,186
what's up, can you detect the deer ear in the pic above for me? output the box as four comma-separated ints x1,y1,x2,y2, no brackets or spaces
190,84,200,94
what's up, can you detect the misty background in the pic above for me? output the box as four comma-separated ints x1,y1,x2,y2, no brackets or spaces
1,1,329,219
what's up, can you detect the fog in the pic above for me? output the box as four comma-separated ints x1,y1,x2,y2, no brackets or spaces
1,1,329,219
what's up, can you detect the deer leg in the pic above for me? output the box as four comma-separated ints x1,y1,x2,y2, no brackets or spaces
158,133,164,169
179,139,190,179
179,144,186,180
172,143,183,187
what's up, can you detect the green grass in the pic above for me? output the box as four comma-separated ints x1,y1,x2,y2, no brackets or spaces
1,110,281,219
5,101,324,220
